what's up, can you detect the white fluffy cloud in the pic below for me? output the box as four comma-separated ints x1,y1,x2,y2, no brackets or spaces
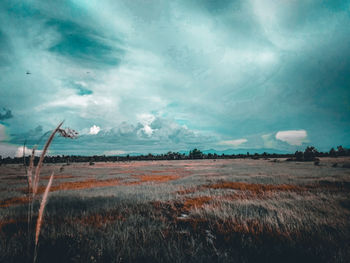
89,125,101,135
218,139,247,148
103,150,128,155
137,113,155,136
141,125,153,136
275,130,308,146
15,146,42,158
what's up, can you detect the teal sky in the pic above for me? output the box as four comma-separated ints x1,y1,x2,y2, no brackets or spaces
0,0,349,157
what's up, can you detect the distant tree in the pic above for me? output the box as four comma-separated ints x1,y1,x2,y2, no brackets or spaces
337,145,346,156
329,147,336,157
304,146,318,161
295,151,304,161
189,148,203,159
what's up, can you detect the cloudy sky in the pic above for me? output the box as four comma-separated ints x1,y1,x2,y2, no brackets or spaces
0,0,349,157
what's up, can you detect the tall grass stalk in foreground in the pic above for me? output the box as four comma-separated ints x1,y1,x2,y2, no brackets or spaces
33,172,54,263
24,121,78,263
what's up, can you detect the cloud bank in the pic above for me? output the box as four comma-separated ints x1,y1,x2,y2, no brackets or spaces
275,130,308,146
0,0,349,156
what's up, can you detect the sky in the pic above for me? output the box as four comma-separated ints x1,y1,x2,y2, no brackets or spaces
0,0,349,157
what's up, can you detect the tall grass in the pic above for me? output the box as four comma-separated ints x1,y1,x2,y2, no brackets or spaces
23,121,77,263
1,153,349,262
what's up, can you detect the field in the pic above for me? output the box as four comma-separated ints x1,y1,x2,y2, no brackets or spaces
1,158,350,263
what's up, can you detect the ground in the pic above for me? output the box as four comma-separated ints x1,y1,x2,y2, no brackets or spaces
1,158,350,263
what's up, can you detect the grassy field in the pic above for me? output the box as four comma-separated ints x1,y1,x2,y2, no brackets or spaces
1,158,350,263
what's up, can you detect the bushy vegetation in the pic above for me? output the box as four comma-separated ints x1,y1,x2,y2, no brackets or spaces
290,145,350,162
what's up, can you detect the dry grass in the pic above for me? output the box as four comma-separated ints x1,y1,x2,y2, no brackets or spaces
3,172,184,207
183,196,213,211
0,196,30,207
207,181,304,193
1,158,350,263
131,174,181,184
35,172,54,245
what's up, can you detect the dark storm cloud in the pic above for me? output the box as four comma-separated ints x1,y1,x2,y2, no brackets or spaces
47,19,124,67
0,108,13,121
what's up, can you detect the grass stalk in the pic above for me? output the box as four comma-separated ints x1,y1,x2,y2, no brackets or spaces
33,121,63,194
24,121,78,262
33,172,54,263
26,147,36,260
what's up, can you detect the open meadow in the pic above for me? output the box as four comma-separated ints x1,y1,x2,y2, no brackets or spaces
1,158,350,263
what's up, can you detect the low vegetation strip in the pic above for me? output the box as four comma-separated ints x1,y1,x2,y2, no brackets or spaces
0,196,30,208
1,158,350,263
1,173,184,207
207,181,304,193
130,174,181,184
183,196,213,211
177,181,305,197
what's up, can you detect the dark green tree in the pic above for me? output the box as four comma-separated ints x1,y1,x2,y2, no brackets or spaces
304,146,318,161
337,145,346,156
329,147,336,157
189,148,203,159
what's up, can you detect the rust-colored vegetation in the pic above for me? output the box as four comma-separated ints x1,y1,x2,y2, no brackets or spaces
0,196,29,208
131,174,181,184
2,172,183,207
36,178,123,194
176,186,204,195
183,196,212,211
175,181,305,202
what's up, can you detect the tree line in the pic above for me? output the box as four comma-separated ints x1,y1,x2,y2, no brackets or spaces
0,146,349,165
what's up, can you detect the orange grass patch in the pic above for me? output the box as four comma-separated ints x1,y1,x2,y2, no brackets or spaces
3,178,124,207
183,196,212,211
176,182,304,200
0,196,29,207
176,184,209,195
134,174,181,183
36,178,123,194
4,173,182,207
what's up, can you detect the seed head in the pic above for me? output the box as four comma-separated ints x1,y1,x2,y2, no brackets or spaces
57,128,78,139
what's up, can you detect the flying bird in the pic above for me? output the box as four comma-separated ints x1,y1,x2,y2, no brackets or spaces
26,71,31,75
